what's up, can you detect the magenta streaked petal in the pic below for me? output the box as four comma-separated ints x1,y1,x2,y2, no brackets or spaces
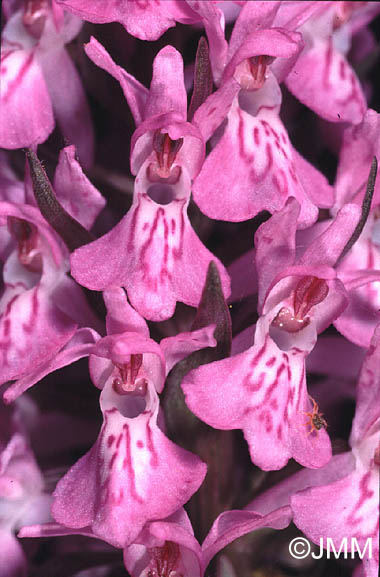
0,48,54,149
192,102,318,226
51,381,207,548
183,315,331,471
71,186,230,322
285,39,366,125
291,467,379,558
0,256,77,390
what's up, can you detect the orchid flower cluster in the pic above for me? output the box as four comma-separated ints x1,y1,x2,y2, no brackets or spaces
1,1,380,576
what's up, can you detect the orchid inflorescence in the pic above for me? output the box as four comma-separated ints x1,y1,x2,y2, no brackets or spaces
0,2,380,577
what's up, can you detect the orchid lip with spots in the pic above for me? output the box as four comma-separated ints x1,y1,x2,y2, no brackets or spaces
1,2,380,577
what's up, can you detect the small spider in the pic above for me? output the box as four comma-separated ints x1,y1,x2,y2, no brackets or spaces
302,396,327,436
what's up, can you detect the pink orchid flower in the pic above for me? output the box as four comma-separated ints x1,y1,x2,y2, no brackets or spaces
70,38,235,321
182,196,366,470
249,322,380,577
284,1,380,125
332,110,380,347
0,0,94,166
0,146,105,403
123,500,292,577
191,1,334,225
19,288,215,548
0,398,51,577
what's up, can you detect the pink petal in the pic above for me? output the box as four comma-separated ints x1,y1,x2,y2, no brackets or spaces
192,102,318,226
53,145,105,229
273,1,327,30
334,109,380,209
40,47,94,168
0,255,77,390
52,382,207,548
185,0,228,83
298,204,361,267
0,201,62,266
160,326,216,375
124,513,202,577
291,148,334,209
4,328,99,404
192,77,240,143
202,506,292,572
227,1,280,60
285,38,366,125
183,316,331,471
84,36,148,126
145,46,187,121
334,234,380,348
255,197,299,312
249,451,355,514
0,48,54,148
18,522,95,539
103,287,149,338
262,266,347,336
350,323,380,447
291,469,379,557
130,113,204,178
56,0,185,41
91,332,166,392
71,189,230,322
